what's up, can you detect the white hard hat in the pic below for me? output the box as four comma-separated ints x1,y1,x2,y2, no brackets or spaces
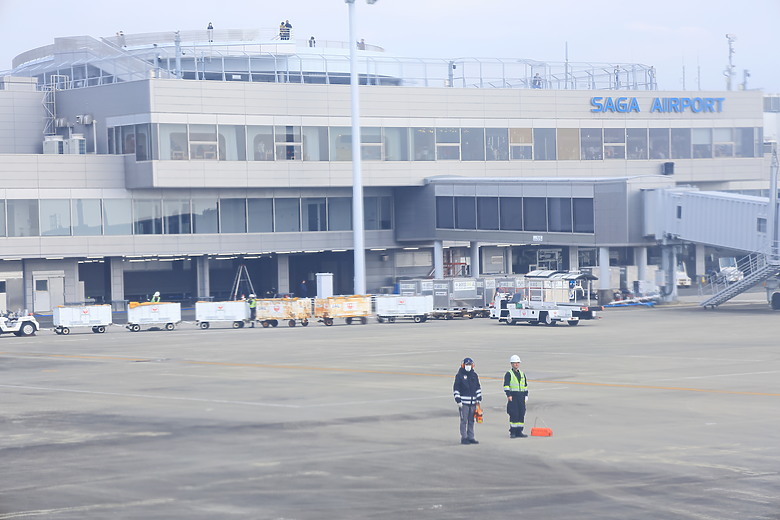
249,294,256,298
510,355,521,363
153,291,160,297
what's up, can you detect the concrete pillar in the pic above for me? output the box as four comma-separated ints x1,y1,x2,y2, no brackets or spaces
196,256,210,299
598,246,612,304
108,257,125,310
470,241,480,277
660,245,679,303
637,246,648,282
695,244,706,284
433,241,444,279
568,246,579,272
277,254,290,294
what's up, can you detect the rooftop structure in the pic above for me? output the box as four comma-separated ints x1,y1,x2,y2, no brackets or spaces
7,29,657,91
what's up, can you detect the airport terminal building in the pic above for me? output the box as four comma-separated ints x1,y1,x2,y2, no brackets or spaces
0,28,770,312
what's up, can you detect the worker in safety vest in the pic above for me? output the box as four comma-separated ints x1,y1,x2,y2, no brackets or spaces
248,293,257,327
504,355,529,438
150,291,161,303
453,357,482,445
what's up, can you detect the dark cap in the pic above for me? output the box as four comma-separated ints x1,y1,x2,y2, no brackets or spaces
462,357,474,365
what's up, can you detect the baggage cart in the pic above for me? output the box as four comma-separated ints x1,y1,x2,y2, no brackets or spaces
53,304,113,335
195,301,250,329
314,295,372,326
126,302,181,332
375,295,433,323
255,298,312,327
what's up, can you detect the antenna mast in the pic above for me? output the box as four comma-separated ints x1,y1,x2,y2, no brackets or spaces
724,34,737,90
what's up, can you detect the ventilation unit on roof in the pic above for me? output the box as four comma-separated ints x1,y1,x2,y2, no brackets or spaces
43,135,64,154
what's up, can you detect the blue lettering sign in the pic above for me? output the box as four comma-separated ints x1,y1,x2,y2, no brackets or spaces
649,97,725,113
590,96,641,113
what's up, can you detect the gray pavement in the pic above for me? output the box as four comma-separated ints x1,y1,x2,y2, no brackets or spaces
2,293,779,519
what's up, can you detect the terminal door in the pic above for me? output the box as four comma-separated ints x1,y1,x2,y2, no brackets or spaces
33,274,65,313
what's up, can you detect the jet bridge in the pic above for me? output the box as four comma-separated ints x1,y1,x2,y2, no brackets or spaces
644,182,780,308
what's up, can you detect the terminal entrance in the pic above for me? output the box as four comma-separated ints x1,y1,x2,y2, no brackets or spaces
289,252,353,297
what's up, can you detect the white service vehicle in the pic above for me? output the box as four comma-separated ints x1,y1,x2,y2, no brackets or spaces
717,257,744,283
676,262,692,287
0,313,40,336
494,293,579,326
765,277,780,310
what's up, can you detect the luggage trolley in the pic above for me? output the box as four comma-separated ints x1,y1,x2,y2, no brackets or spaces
375,295,433,323
126,302,181,332
314,295,372,326
255,298,312,328
195,301,250,329
53,304,113,335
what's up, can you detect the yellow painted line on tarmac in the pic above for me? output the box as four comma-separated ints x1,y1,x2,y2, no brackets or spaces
3,351,778,397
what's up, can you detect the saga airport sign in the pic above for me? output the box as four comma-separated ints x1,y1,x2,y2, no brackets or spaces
590,96,725,113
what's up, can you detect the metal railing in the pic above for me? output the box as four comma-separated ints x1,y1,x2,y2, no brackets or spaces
698,246,780,308
8,31,656,92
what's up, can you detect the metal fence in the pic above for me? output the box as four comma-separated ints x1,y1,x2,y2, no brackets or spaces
8,31,657,92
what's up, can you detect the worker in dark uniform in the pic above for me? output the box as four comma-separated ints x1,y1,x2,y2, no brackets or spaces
248,293,257,327
453,357,482,445
504,355,528,438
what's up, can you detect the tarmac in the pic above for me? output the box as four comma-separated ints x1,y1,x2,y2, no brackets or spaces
2,290,779,519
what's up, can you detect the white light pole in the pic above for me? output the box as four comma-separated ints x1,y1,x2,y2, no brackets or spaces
346,0,377,295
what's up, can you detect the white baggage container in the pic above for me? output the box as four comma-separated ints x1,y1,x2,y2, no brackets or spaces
53,305,113,335
195,301,250,329
126,302,181,332
375,295,433,323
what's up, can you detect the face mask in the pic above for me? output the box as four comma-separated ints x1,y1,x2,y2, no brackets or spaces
464,365,472,372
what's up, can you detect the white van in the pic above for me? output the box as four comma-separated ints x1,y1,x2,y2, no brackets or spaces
676,263,691,288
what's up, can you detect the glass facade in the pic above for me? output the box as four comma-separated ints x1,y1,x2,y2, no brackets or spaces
0,196,389,238
364,196,392,230
72,199,102,236
247,198,273,232
39,199,71,236
103,200,132,235
7,200,39,237
116,123,761,163
436,196,594,234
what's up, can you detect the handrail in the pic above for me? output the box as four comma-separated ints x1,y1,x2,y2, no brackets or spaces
9,30,656,92
698,250,762,296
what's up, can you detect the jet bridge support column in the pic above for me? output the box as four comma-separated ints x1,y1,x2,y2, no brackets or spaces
660,244,679,303
637,246,648,293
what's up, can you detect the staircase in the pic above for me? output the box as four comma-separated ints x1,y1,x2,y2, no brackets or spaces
699,252,780,308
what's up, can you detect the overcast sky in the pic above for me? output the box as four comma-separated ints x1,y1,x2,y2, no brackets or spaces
2,0,778,92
